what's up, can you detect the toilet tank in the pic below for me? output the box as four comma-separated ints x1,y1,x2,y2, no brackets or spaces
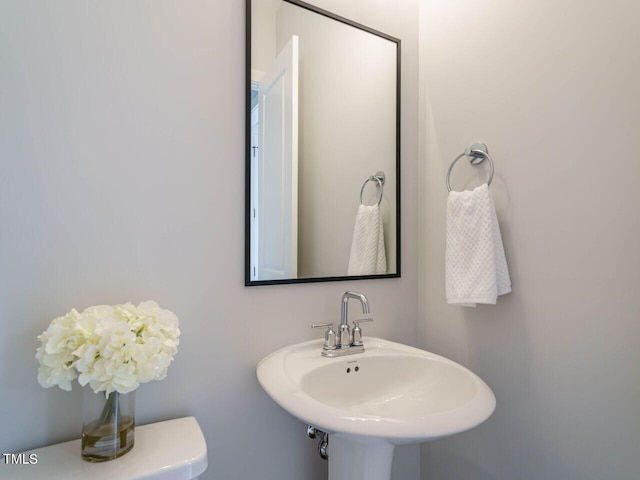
3,416,208,480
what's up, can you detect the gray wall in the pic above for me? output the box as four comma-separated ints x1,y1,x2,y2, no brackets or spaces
276,3,398,277
0,1,419,479
418,0,640,479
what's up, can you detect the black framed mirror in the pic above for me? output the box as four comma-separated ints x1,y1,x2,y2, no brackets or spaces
246,0,400,285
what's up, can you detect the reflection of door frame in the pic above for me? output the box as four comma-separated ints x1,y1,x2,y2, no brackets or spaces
250,35,299,281
250,74,263,281
250,100,259,281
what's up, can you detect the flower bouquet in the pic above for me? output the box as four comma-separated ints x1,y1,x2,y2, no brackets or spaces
36,301,180,461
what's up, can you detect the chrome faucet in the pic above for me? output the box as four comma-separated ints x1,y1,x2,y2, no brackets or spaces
340,291,369,346
312,291,374,357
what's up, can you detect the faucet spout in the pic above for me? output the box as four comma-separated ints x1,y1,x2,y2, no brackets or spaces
341,291,370,326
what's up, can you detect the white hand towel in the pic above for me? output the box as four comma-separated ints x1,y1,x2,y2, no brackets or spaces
348,204,387,275
446,183,511,306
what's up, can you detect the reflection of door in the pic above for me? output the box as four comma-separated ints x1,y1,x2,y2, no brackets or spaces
252,35,299,281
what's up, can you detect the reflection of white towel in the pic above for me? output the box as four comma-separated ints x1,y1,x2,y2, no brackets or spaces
446,184,511,306
348,204,387,275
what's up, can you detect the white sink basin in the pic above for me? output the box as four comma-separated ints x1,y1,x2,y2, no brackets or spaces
257,337,495,480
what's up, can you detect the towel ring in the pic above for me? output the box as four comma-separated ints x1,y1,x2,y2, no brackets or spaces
446,143,494,192
360,172,385,206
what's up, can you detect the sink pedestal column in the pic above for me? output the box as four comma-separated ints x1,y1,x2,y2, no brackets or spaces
328,434,395,480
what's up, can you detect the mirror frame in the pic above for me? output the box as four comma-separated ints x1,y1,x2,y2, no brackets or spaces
245,0,401,286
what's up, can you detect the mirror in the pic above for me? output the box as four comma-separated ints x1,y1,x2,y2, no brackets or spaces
246,0,400,285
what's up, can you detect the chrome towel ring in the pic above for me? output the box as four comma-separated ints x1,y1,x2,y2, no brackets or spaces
360,171,385,206
446,142,494,192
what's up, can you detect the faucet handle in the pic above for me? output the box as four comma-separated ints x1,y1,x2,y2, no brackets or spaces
351,318,374,346
353,317,374,325
311,323,337,350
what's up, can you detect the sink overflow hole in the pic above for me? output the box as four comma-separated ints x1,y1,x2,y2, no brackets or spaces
346,366,360,374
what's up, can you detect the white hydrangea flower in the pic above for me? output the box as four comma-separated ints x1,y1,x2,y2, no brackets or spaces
36,301,180,395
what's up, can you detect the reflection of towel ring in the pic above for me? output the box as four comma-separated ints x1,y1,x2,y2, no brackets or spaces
446,143,494,192
360,171,385,206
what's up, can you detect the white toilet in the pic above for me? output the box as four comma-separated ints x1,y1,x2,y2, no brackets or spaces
6,416,208,480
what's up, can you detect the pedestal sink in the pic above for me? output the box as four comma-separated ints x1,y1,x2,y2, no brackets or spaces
257,337,496,480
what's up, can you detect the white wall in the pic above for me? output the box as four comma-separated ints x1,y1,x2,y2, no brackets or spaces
0,1,419,479
250,0,278,75
418,0,640,479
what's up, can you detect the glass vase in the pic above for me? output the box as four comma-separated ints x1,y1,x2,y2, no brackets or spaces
81,387,135,462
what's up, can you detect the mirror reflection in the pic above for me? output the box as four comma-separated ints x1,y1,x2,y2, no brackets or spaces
247,0,400,285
